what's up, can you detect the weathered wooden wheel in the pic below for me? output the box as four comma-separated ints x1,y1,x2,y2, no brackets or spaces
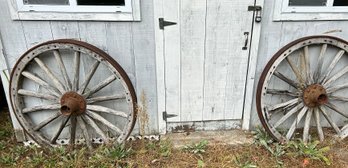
257,35,348,143
10,39,137,149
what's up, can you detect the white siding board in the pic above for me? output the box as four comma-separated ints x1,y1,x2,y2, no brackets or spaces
50,21,80,40
0,0,27,68
105,23,135,84
22,21,53,47
78,22,107,51
180,0,206,121
132,0,158,133
163,0,181,122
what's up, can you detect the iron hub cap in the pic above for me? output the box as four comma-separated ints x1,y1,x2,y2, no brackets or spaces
60,91,87,116
303,84,328,108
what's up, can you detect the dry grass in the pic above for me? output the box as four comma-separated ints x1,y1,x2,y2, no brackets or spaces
0,109,347,168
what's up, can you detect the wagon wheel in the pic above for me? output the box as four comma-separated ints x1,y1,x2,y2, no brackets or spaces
10,39,137,149
257,35,348,143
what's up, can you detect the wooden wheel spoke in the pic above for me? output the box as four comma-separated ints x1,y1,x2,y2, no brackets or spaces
314,44,327,82
69,116,77,145
274,71,298,88
314,108,324,141
327,83,348,94
303,46,312,83
72,51,80,91
319,106,341,134
329,95,348,102
86,111,122,134
272,103,303,128
34,58,65,93
267,98,299,112
286,107,308,140
54,50,72,91
340,124,348,139
78,61,100,94
51,116,71,144
77,116,92,150
22,71,61,97
22,104,60,113
321,50,345,83
87,94,126,104
286,57,305,84
266,89,299,97
18,89,58,101
324,103,348,118
83,75,117,98
82,115,109,143
87,105,128,118
323,66,348,87
33,112,61,131
303,108,313,143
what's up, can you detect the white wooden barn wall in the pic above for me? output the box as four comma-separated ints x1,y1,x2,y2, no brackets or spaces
250,0,348,128
0,0,158,134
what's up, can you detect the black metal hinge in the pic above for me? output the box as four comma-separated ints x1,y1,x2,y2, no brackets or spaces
159,18,177,30
162,111,178,121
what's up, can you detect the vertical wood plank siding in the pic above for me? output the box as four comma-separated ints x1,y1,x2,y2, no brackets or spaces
0,0,158,134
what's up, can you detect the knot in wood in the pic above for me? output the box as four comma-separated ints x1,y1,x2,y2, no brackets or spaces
60,91,86,116
303,84,328,108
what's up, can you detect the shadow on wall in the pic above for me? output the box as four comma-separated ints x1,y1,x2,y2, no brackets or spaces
0,81,7,111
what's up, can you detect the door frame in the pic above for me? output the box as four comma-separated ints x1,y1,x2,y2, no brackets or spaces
153,0,265,134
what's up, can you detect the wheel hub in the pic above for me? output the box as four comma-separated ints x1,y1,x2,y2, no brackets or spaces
303,84,328,108
60,91,87,116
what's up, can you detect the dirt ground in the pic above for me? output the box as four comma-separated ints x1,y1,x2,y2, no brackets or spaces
0,108,347,167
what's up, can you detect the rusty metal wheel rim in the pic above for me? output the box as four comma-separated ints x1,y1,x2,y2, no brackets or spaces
10,39,137,148
257,35,348,143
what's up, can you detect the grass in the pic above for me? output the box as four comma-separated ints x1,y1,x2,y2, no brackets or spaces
0,109,347,167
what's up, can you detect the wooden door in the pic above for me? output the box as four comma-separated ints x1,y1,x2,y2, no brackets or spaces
163,0,256,127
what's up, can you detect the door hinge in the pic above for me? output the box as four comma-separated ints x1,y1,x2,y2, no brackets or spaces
162,111,178,121
159,18,177,30
248,5,262,22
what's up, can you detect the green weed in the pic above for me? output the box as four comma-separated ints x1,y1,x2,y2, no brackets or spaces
253,127,284,166
197,159,205,168
234,155,257,168
159,140,172,157
103,144,133,160
287,140,331,165
0,153,18,165
183,139,209,155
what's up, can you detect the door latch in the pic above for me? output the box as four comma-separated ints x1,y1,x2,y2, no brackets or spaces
248,5,262,22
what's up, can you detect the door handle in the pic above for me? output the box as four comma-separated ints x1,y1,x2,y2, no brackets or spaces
242,32,249,50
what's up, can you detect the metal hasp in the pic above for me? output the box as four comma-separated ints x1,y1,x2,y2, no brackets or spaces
248,5,262,22
162,111,178,121
159,18,177,30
